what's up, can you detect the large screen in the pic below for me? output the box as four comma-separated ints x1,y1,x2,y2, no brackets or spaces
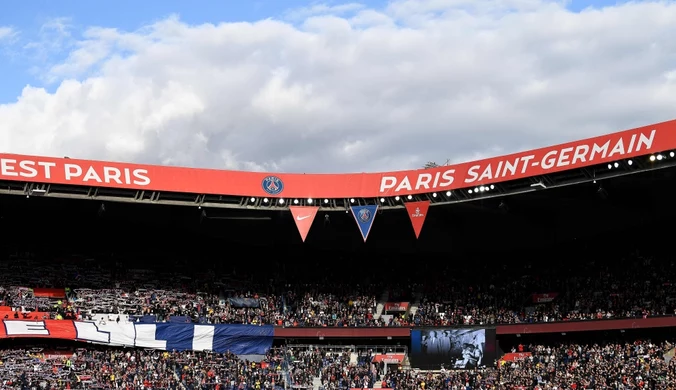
410,328,496,369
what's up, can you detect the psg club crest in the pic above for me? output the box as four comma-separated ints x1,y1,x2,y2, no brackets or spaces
358,208,372,223
261,176,284,195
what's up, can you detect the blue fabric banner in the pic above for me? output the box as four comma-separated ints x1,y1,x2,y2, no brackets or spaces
0,320,274,356
211,324,274,355
138,315,157,323
229,297,260,308
350,205,379,241
150,323,274,355
168,316,191,323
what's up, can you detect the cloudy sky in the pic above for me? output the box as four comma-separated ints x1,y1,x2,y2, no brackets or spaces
1,0,675,174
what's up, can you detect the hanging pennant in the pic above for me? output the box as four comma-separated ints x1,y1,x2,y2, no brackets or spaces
289,206,319,242
350,204,379,242
405,201,430,239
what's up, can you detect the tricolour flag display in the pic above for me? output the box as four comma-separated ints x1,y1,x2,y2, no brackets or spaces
289,206,319,242
0,319,273,355
405,201,430,239
350,205,378,242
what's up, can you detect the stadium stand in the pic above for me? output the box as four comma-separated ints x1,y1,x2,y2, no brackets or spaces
2,137,676,388
1,336,675,389
0,248,673,328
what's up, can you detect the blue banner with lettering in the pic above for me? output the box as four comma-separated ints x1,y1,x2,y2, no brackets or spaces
229,297,260,308
2,320,275,356
72,321,274,355
350,205,379,241
150,323,274,355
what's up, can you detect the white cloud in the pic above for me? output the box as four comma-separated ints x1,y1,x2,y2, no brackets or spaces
0,26,17,42
22,18,76,81
2,0,676,174
283,2,366,21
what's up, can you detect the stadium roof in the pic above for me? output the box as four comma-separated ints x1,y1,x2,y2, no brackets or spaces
0,119,675,212
2,156,675,256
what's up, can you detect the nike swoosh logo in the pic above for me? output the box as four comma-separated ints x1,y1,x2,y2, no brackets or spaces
296,215,311,221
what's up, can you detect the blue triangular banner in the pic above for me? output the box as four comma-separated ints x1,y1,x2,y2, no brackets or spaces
350,205,379,242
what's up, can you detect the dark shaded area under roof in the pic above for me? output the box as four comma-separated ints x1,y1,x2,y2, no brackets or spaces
0,165,673,262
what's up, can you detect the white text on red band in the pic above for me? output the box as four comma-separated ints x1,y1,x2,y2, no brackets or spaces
0,160,150,186
378,129,655,193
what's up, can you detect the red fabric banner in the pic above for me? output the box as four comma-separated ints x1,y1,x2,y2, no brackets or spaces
532,293,558,303
500,352,532,362
405,201,430,238
0,319,78,340
372,353,405,363
33,288,66,298
289,206,319,242
384,302,409,312
43,351,74,360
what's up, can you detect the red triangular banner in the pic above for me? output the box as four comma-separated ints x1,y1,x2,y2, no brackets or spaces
289,206,319,242
405,201,430,239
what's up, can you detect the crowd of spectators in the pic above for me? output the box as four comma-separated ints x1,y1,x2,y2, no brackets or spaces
2,338,675,389
497,339,676,389
1,252,675,328
0,345,286,389
281,339,676,389
411,255,676,327
285,347,384,389
382,368,497,389
282,290,380,327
